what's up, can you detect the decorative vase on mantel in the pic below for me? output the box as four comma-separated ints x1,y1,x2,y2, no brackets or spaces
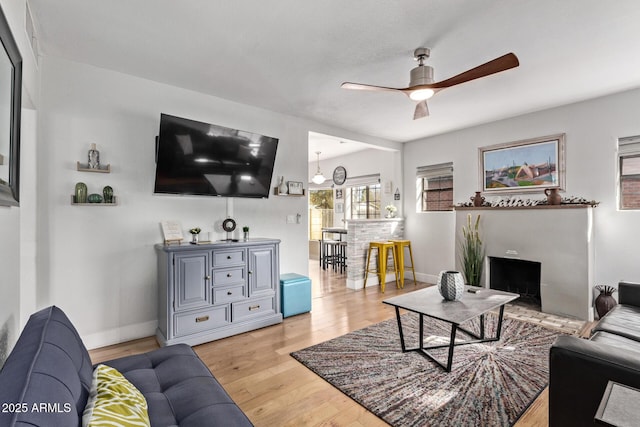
437,271,465,301
471,191,485,207
594,285,617,318
544,188,562,205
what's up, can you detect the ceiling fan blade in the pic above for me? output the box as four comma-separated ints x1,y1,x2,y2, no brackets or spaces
341,82,403,93
429,53,519,89
413,100,429,120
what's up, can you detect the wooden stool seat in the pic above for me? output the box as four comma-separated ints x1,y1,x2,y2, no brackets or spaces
364,241,399,292
389,239,417,287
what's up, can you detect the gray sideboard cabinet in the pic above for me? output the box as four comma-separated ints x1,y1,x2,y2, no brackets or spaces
155,238,282,346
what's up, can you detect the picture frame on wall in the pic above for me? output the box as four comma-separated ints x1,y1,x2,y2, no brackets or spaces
335,188,343,199
288,181,303,195
479,133,566,194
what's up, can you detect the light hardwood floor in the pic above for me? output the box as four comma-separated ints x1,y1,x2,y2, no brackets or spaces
90,261,552,426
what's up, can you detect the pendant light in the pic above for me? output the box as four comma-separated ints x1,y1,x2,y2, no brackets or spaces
311,151,326,184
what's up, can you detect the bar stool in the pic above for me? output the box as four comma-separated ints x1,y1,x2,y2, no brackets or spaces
389,239,417,288
337,241,348,273
322,240,339,270
364,241,399,292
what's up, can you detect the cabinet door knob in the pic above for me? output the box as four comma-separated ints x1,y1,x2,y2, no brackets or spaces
248,270,253,275
205,275,211,280
227,273,232,278
227,291,233,295
227,255,232,259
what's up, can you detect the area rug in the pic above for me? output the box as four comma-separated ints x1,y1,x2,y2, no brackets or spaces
291,312,569,427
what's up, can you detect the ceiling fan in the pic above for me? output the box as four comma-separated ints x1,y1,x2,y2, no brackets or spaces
341,48,519,120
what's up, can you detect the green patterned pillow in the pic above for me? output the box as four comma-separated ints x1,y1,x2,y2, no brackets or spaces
82,364,150,427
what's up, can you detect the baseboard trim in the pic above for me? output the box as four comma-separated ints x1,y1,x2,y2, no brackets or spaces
83,320,158,350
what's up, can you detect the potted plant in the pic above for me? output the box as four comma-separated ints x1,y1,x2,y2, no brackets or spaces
189,227,201,244
385,204,397,218
242,226,249,240
459,214,485,286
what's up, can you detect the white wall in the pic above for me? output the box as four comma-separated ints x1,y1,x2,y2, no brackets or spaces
0,0,39,366
309,147,402,227
38,56,396,349
404,88,640,287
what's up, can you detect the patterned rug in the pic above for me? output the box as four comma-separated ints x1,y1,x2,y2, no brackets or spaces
291,312,570,427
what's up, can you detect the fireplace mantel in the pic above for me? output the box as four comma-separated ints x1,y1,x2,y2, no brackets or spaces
455,203,597,211
455,207,594,321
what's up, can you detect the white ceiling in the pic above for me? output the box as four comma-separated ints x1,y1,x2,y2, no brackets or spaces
29,0,640,159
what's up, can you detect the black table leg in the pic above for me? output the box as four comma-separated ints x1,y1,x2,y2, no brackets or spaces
394,306,406,352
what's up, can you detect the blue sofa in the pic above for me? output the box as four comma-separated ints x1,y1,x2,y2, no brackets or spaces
0,306,253,426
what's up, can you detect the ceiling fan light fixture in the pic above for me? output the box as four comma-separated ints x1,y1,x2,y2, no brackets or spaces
409,88,435,101
312,151,326,184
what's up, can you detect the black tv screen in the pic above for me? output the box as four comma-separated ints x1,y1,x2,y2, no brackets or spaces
154,114,278,198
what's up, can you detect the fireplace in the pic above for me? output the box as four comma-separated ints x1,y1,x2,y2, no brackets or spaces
489,256,541,305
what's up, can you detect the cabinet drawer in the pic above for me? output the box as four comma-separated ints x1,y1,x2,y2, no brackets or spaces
212,267,245,286
213,284,246,305
232,296,275,321
213,249,245,267
174,306,229,337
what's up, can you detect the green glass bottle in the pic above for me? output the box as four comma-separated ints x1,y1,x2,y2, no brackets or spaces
75,182,88,203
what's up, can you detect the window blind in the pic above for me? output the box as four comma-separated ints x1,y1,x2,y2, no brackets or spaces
416,162,454,179
619,135,640,154
344,173,380,187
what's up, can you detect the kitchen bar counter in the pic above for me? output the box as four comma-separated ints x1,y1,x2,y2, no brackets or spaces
345,218,404,289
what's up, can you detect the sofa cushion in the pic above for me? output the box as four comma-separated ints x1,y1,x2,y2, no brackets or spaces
592,304,640,342
0,306,94,427
82,364,150,427
591,331,640,354
104,344,253,427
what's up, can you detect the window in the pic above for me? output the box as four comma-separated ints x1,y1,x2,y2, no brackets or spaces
342,174,381,219
349,183,381,219
417,162,453,212
308,189,334,240
619,136,640,210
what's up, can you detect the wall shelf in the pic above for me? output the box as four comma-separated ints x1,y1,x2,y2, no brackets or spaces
70,195,118,206
273,187,305,197
77,161,110,173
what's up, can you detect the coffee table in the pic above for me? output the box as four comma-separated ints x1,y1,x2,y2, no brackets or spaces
383,286,519,372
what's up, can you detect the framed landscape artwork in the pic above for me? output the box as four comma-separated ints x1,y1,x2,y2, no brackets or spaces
479,133,566,194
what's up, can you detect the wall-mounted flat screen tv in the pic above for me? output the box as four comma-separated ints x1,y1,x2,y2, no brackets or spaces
154,114,279,198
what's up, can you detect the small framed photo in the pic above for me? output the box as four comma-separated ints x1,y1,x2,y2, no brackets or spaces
335,202,344,213
288,181,303,195
335,188,343,199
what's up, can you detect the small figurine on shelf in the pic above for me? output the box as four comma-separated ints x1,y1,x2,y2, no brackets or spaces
103,185,114,203
88,143,100,169
189,227,201,244
74,182,88,203
278,176,288,194
242,226,250,240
